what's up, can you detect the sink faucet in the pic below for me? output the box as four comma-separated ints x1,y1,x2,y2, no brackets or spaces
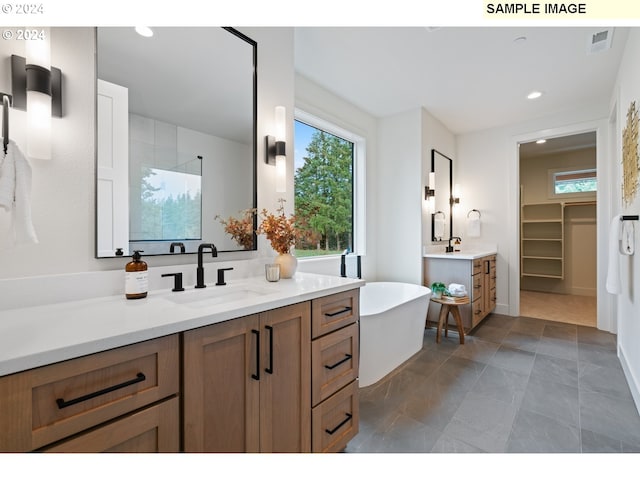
195,243,218,288
446,237,462,253
170,242,185,253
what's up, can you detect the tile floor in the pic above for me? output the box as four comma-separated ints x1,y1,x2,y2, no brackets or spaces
520,290,597,327
347,314,640,453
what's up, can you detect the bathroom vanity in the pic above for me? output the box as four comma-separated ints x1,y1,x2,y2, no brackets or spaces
423,250,497,331
0,273,363,453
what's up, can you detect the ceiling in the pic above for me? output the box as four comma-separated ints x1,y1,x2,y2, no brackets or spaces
294,27,630,139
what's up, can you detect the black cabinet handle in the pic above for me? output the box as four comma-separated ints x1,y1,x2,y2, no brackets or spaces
265,325,274,374
324,354,352,370
56,372,146,409
251,329,260,380
325,413,352,435
325,306,352,318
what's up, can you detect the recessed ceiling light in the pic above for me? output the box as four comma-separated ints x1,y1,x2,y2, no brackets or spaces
536,139,547,144
135,26,153,38
527,91,543,100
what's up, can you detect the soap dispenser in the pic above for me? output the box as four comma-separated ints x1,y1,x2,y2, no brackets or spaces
125,250,148,299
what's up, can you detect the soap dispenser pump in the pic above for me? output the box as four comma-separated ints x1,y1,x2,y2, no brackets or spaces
125,250,148,299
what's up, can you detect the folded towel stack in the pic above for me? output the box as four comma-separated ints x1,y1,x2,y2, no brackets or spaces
448,283,467,297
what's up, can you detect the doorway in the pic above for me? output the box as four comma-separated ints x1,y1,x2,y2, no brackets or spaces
518,132,597,327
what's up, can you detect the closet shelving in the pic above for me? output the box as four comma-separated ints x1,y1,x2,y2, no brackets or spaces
521,202,564,279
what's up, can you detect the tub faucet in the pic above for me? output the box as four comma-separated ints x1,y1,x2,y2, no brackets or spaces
170,242,185,253
195,243,217,288
446,237,462,253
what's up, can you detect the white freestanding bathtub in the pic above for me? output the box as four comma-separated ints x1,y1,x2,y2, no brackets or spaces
358,282,431,387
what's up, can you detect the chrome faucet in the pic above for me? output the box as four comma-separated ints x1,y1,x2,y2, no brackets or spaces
195,243,218,288
446,237,462,253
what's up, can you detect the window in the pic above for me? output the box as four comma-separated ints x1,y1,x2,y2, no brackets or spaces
549,168,597,197
294,112,363,258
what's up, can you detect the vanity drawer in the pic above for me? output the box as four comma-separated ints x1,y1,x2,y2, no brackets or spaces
473,259,483,275
471,297,484,326
0,334,179,451
41,396,179,453
311,322,359,407
311,289,359,339
312,380,359,453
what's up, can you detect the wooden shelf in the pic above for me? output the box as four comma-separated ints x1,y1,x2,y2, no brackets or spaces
521,202,564,280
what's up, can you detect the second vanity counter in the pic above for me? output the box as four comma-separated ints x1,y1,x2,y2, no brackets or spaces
0,272,365,377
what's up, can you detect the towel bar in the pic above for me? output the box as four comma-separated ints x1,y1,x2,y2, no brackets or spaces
1,92,11,155
621,215,639,221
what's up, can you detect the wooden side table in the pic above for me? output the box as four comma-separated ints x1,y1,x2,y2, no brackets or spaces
429,296,469,344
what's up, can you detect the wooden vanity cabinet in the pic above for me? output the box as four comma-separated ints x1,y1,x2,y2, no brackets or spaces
182,302,311,453
0,334,180,452
425,254,497,331
310,289,360,453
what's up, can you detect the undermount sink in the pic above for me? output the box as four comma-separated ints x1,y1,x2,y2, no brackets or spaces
163,284,275,309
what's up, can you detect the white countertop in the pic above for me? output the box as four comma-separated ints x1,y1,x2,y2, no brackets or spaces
423,249,497,260
0,272,364,377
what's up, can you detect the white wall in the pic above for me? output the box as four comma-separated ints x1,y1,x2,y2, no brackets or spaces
611,28,640,412
0,27,294,287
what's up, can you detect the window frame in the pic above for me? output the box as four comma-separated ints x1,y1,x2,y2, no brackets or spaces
293,108,366,258
547,166,597,200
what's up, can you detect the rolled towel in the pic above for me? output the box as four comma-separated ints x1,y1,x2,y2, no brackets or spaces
448,283,467,297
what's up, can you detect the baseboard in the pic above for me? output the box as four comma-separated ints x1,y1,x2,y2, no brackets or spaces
619,343,640,416
568,286,596,297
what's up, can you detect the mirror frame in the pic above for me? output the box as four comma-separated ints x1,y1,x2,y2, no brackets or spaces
430,148,454,242
94,27,258,258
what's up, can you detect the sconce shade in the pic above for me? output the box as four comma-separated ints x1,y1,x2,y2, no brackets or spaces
274,106,286,141
26,90,51,160
275,154,286,193
266,106,287,192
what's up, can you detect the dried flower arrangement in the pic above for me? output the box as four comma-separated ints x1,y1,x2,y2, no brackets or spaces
257,198,300,255
215,208,256,250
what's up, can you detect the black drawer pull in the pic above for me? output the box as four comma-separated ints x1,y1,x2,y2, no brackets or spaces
56,372,146,409
325,413,352,435
265,325,274,374
325,306,352,317
252,329,260,380
325,354,352,370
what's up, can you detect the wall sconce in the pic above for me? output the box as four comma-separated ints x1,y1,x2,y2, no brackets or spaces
424,171,435,211
10,27,62,160
266,106,286,193
451,183,461,206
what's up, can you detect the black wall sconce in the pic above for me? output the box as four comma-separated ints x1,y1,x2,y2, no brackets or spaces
11,54,62,118
265,106,286,192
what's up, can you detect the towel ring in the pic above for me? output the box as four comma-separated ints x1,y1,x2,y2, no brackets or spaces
2,93,10,155
467,209,481,218
434,210,445,219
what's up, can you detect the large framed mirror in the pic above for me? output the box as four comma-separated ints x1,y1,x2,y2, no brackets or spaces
431,149,454,242
95,27,257,257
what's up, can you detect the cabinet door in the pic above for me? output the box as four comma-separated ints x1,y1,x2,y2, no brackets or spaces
485,256,497,313
259,302,311,453
42,397,179,453
183,315,261,453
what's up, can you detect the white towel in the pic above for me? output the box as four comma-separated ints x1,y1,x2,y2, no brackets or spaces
467,217,481,238
621,220,635,256
448,283,467,297
434,216,445,240
605,215,621,295
0,139,38,244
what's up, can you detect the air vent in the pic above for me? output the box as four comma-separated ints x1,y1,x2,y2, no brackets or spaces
587,28,613,55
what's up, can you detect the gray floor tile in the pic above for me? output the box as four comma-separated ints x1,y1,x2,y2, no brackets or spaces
507,408,580,453
431,433,485,453
443,392,517,452
510,317,546,336
350,314,640,454
578,342,622,370
536,336,579,361
579,361,634,400
521,376,580,426
452,336,499,364
542,322,577,341
470,365,529,406
501,331,540,353
580,429,622,453
530,353,579,388
580,390,640,446
489,345,536,375
577,325,617,350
